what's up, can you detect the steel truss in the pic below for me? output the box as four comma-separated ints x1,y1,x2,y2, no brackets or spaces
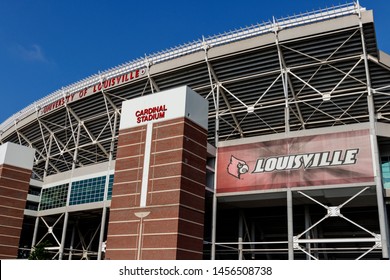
211,2,389,260
213,186,383,260
0,2,389,259
294,188,381,260
31,215,64,259
2,2,387,180
31,215,103,260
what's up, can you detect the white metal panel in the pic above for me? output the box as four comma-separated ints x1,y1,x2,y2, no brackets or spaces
0,142,35,170
120,86,208,130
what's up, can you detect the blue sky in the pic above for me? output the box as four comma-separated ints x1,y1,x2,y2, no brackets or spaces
1,0,390,124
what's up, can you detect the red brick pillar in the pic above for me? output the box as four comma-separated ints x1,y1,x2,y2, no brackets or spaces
106,86,208,260
0,142,35,259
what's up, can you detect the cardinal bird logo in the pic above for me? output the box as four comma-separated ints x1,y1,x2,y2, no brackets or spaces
227,155,249,179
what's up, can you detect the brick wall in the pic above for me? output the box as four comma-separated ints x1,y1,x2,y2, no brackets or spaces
0,164,31,259
106,117,207,260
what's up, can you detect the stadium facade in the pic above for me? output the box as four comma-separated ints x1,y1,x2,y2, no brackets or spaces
1,2,390,260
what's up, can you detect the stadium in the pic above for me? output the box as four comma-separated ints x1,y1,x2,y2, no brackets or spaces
0,2,389,260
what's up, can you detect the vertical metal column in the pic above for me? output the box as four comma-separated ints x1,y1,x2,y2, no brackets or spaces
211,190,217,260
97,111,118,260
251,221,256,260
59,211,69,258
97,180,109,259
287,189,294,260
358,5,390,259
304,206,311,260
31,133,53,249
59,122,81,260
211,85,220,260
274,17,290,134
35,123,51,252
43,133,53,179
238,211,244,260
68,223,76,260
31,216,40,249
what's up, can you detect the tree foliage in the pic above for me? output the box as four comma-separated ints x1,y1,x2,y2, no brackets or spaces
28,241,51,260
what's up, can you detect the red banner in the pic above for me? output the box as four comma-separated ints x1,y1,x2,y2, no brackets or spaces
217,130,374,193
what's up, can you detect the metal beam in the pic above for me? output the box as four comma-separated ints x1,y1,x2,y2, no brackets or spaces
67,106,109,158
287,189,294,260
203,43,244,138
59,122,81,260
358,9,390,259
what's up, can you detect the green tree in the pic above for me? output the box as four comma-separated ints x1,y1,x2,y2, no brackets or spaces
28,241,51,260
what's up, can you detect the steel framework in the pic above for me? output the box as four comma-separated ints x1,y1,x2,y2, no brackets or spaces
2,2,390,259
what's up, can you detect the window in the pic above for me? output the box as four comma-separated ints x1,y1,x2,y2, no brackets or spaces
39,174,115,210
381,156,390,189
69,174,114,206
40,184,68,210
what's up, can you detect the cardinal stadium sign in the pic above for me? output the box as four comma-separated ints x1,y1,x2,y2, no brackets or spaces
135,105,168,124
40,68,146,116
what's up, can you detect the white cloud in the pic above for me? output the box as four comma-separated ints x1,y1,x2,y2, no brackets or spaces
15,43,48,63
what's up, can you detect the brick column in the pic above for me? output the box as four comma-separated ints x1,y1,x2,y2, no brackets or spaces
106,86,208,260
0,142,35,259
